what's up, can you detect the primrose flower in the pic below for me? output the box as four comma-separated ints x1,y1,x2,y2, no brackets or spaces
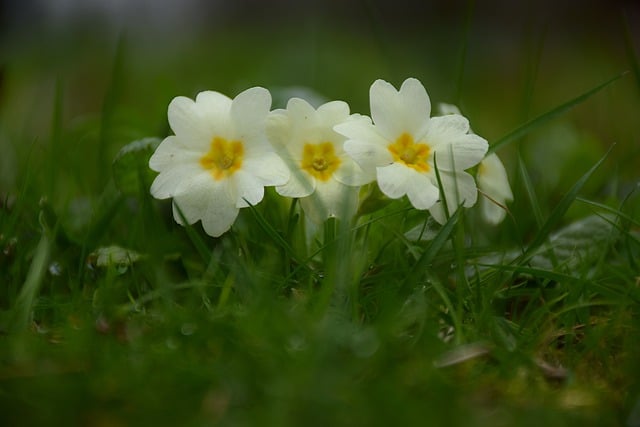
438,103,513,225
149,87,289,237
335,78,488,219
267,98,373,223
477,153,513,225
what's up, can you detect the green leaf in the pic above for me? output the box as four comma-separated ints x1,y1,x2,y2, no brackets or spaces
112,137,162,196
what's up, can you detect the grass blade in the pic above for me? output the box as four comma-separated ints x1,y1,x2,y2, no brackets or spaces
174,203,212,262
518,145,614,263
10,222,51,332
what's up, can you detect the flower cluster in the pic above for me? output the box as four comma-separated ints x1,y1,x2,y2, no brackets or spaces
149,78,512,237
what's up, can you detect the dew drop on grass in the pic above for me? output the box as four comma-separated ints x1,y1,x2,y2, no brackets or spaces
48,261,63,276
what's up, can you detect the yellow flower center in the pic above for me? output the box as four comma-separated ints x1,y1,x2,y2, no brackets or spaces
200,136,244,180
300,142,341,182
388,132,430,172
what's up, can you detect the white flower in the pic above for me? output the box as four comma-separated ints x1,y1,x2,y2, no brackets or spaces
477,153,513,225
149,87,289,237
267,98,372,223
335,78,488,222
437,103,513,225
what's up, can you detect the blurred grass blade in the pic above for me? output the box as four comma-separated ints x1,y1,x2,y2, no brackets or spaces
245,201,301,265
49,78,64,195
576,196,640,228
406,208,461,286
517,152,544,228
10,224,51,332
98,34,126,187
489,73,626,152
518,145,614,263
174,203,212,262
112,138,161,197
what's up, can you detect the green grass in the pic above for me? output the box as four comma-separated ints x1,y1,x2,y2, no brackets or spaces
1,8,640,426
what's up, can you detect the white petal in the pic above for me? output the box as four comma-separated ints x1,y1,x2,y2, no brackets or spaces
424,115,470,143
231,87,272,141
317,100,351,126
266,110,291,147
406,172,439,210
167,96,206,141
333,155,376,186
428,202,447,225
243,153,290,187
287,97,319,124
195,91,233,123
148,136,201,172
437,103,462,116
477,153,513,201
171,174,219,225
343,138,393,174
432,134,488,171
168,93,230,148
376,163,412,199
276,169,315,198
201,203,239,237
370,78,431,141
432,170,478,217
428,170,478,225
230,170,265,208
481,196,508,225
397,78,432,137
201,189,240,237
150,164,204,199
300,179,359,224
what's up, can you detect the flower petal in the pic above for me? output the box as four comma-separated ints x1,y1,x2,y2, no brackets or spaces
477,153,513,201
370,78,431,141
194,91,233,129
148,136,201,172
201,203,239,237
168,93,231,148
150,164,205,199
406,172,439,210
442,170,478,208
343,137,393,173
300,179,359,223
376,162,412,199
276,168,315,198
171,174,219,225
200,189,240,237
481,196,508,225
317,100,351,127
432,134,488,171
333,155,375,186
243,153,290,187
424,115,470,144
231,86,271,141
428,170,478,224
231,170,265,208
398,78,432,137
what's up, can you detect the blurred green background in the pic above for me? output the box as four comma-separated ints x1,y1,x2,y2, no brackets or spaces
1,0,639,202
1,1,639,426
